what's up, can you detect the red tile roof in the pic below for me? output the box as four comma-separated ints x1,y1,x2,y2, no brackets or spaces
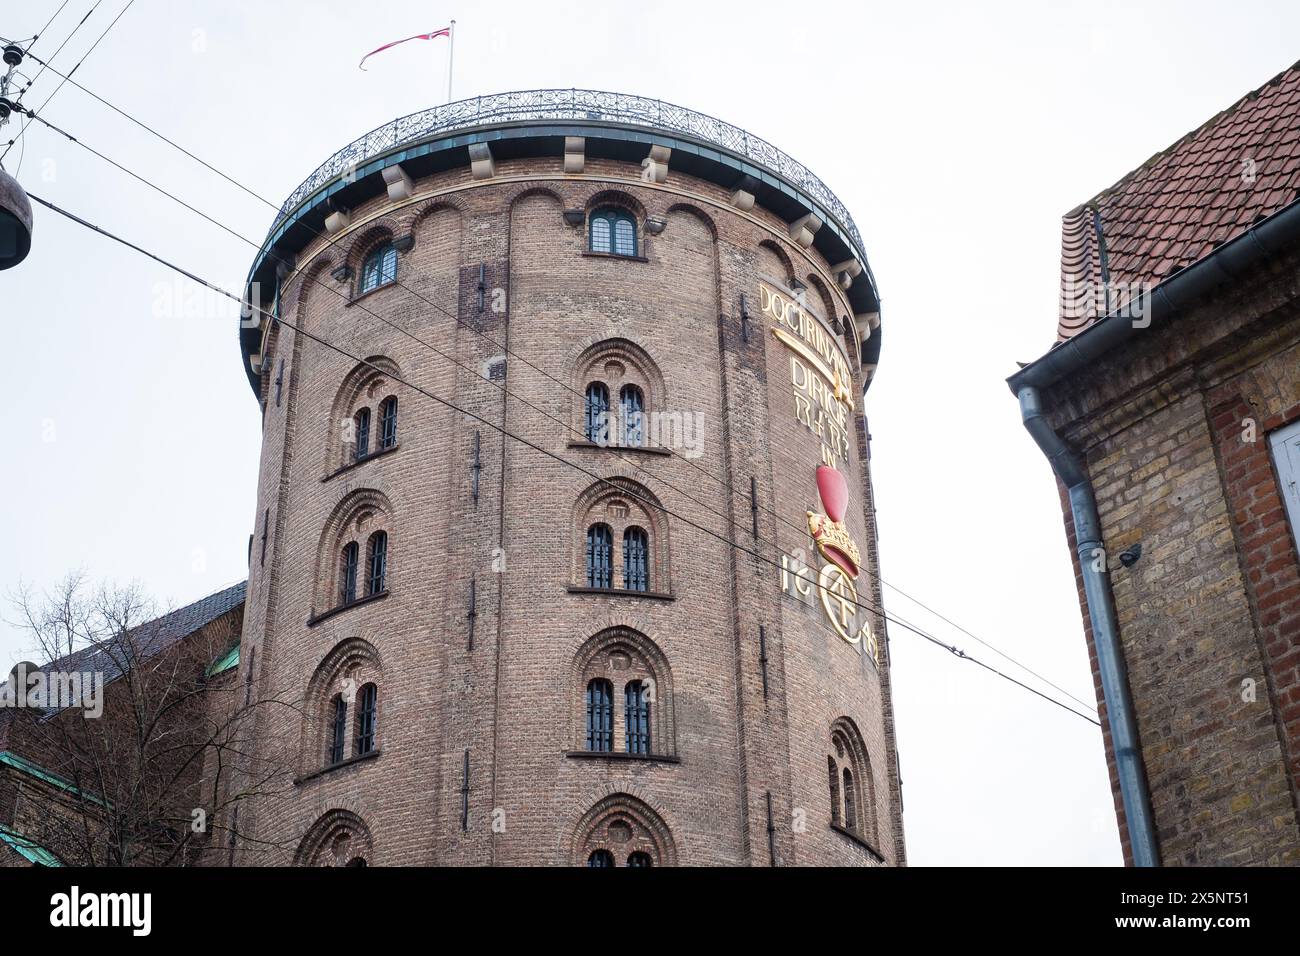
1058,59,1300,341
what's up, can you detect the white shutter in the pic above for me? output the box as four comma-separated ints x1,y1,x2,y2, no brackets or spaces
1270,420,1300,554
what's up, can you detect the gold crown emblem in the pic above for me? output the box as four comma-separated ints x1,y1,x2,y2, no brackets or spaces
807,512,862,578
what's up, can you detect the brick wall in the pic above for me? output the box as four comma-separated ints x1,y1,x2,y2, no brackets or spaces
1044,252,1300,865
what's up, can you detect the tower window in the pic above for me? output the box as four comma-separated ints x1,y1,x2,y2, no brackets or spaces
339,542,360,606
584,382,609,443
842,768,857,832
586,523,614,588
367,531,388,596
589,208,637,257
587,849,614,868
585,679,614,752
623,527,649,592
328,694,347,765
619,384,644,447
625,680,651,755
359,243,398,294
828,756,841,826
355,683,378,756
379,396,398,449
354,408,371,461
626,851,652,867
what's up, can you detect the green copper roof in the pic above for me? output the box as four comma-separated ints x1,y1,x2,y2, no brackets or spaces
0,750,109,807
206,643,240,678
0,823,62,866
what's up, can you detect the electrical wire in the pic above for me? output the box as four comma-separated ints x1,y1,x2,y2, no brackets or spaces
12,82,1097,723
25,189,1103,728
2,0,134,169
27,0,75,55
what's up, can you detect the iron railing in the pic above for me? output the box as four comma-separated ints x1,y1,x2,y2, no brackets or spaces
270,89,863,253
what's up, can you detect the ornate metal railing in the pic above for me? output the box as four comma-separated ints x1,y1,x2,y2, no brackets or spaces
271,89,863,253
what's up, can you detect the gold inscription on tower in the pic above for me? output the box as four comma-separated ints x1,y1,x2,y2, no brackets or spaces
760,282,854,465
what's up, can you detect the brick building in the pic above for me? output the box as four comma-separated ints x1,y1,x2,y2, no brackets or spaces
1009,62,1300,866
0,583,247,866
208,91,904,865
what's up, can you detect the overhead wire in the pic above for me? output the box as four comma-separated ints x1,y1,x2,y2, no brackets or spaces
9,73,1100,718
26,188,1103,728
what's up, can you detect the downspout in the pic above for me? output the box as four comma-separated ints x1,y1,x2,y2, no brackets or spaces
1018,386,1161,867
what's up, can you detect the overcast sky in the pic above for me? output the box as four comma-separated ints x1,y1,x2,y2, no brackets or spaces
2,0,1297,865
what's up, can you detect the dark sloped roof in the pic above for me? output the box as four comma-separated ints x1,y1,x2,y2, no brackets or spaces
1058,59,1300,341
44,581,246,686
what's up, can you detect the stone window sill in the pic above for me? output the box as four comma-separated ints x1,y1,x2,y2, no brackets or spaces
830,822,885,862
307,590,390,627
565,750,680,765
294,749,382,786
347,280,397,306
566,440,671,457
566,586,674,602
582,251,648,264
322,443,400,482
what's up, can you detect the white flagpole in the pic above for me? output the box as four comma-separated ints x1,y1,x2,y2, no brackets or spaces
446,20,455,102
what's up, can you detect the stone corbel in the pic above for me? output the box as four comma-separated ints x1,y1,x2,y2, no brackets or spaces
324,208,351,234
856,311,880,344
730,175,757,211
641,144,671,184
382,164,414,202
469,142,496,180
788,213,822,249
832,258,863,289
564,136,586,174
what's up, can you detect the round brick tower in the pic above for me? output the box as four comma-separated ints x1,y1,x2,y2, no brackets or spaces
234,90,903,866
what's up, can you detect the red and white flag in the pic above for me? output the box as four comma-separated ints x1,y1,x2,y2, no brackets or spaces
358,28,451,70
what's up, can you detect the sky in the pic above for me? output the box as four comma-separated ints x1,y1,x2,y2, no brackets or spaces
2,0,1297,866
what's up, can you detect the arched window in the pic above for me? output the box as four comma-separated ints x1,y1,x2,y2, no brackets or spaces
842,768,857,832
327,694,347,765
623,527,649,592
572,628,675,758
589,208,637,257
586,523,613,588
359,243,397,294
354,408,371,461
584,382,609,443
379,396,398,449
625,680,651,755
573,478,667,596
619,384,644,447
367,531,388,596
305,638,382,780
328,358,402,475
339,542,360,606
355,683,378,756
828,719,878,847
295,809,374,867
573,793,677,867
585,678,613,752
572,340,664,454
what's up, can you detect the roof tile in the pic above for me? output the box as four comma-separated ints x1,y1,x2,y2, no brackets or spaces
1056,59,1300,341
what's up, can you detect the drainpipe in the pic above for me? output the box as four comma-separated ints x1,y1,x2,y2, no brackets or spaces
1018,385,1161,867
